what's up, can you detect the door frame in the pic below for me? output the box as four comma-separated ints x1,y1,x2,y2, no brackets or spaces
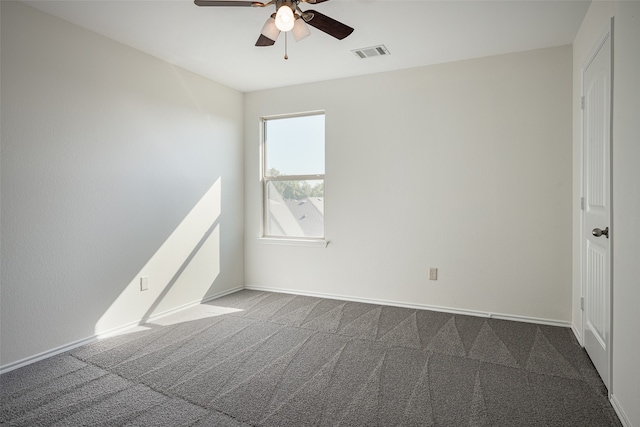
580,17,614,394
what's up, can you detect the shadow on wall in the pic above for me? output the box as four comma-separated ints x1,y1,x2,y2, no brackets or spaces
95,177,223,336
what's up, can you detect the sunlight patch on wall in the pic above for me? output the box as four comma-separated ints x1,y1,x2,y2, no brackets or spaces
95,177,223,335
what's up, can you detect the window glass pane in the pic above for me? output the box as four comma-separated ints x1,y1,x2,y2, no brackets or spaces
265,114,325,176
266,180,324,238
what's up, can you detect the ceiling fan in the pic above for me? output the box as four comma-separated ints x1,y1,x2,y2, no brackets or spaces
194,0,354,48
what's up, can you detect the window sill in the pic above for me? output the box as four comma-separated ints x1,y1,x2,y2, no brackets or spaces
258,238,329,248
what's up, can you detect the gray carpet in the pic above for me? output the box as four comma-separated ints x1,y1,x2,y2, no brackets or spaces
1,290,622,426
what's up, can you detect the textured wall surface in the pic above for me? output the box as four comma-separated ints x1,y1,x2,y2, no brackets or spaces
1,1,244,367
610,2,640,425
245,46,573,323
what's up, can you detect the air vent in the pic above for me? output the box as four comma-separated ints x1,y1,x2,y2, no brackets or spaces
352,44,390,59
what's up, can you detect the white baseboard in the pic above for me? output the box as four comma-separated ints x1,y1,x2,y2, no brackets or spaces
0,335,99,375
243,285,572,328
610,394,633,427
0,286,243,375
570,323,583,346
1,284,572,375
144,286,243,324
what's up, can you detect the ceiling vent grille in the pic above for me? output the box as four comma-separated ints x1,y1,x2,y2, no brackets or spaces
352,45,390,59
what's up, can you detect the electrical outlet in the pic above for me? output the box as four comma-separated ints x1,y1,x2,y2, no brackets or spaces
429,268,438,281
140,276,149,291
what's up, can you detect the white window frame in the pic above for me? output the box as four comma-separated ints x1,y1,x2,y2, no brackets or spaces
261,111,327,246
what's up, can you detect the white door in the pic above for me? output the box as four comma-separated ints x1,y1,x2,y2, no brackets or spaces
582,23,612,390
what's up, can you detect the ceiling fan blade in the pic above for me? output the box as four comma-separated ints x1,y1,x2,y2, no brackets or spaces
255,34,277,46
303,10,353,40
194,0,265,7
300,0,330,3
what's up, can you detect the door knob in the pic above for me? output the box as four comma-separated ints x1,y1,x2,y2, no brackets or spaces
592,227,609,238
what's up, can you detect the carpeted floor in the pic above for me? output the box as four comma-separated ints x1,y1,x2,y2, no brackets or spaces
1,290,622,426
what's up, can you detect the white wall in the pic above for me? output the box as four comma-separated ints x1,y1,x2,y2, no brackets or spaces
244,46,573,323
610,2,640,425
0,2,244,368
572,1,640,425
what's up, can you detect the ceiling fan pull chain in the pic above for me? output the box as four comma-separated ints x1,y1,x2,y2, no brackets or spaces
284,32,289,60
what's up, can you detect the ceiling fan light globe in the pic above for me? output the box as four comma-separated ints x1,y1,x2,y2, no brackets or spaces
275,5,294,32
260,16,280,41
292,17,311,41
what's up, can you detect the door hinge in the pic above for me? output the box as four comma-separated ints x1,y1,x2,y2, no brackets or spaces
581,197,584,210
581,96,585,110
580,297,585,311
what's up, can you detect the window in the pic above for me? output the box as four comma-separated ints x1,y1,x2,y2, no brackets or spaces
262,112,325,240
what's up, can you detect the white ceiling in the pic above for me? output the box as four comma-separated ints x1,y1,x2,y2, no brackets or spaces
25,0,591,92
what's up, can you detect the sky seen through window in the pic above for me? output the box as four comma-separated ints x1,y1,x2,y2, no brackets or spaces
265,114,325,176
